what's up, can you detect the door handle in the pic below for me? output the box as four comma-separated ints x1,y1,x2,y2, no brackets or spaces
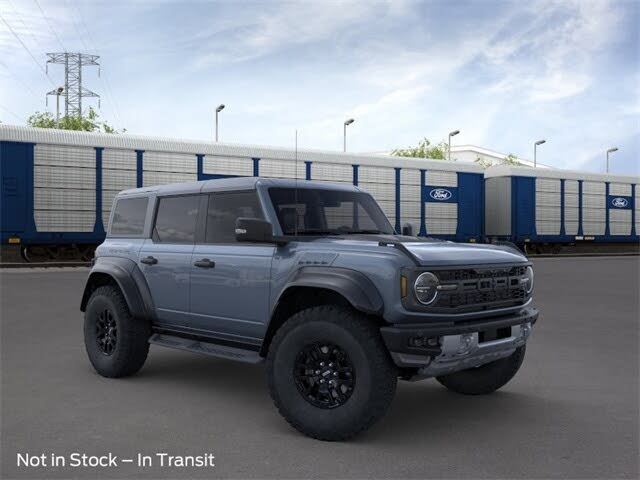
140,256,158,265
194,258,215,268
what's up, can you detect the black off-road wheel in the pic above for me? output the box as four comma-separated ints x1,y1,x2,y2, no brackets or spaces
266,305,397,441
436,345,526,395
84,285,150,378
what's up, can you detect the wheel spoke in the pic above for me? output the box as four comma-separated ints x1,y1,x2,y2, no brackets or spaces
293,341,355,409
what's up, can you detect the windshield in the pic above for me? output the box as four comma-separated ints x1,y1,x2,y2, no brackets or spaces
268,187,395,236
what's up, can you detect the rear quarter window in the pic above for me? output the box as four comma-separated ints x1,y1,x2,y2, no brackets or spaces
110,197,148,236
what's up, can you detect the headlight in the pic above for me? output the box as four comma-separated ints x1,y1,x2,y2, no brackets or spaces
524,266,534,294
414,272,439,305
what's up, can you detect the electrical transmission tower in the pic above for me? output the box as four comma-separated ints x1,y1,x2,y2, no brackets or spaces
46,53,100,118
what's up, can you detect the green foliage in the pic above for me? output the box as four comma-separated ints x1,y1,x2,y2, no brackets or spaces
475,153,523,169
391,137,450,160
27,107,125,133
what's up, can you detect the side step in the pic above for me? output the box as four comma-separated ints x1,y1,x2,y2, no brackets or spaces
149,333,263,364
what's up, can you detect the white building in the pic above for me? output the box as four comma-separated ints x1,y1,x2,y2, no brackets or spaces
450,145,552,169
367,145,553,169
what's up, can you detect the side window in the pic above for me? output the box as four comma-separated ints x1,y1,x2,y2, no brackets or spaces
153,195,200,244
110,197,148,236
205,192,263,243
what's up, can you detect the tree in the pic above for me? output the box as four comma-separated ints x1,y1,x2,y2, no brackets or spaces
27,107,125,133
474,153,523,169
391,137,450,160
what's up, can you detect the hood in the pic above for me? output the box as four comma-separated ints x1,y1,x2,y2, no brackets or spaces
402,241,527,266
302,234,528,266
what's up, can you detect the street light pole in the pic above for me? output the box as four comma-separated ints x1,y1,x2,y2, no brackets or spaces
343,118,354,152
215,104,225,142
606,147,618,173
534,139,546,167
55,87,64,128
448,130,460,161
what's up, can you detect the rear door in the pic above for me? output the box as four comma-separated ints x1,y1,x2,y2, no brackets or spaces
138,194,201,327
189,191,274,342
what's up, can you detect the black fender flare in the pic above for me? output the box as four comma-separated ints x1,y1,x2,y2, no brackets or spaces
80,257,155,320
276,266,384,316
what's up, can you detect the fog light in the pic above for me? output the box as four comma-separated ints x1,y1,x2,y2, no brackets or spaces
408,336,440,348
457,333,474,355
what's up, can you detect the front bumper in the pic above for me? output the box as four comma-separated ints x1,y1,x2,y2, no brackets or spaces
380,307,538,377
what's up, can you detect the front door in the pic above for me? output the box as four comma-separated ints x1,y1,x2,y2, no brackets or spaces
189,191,274,343
138,194,201,327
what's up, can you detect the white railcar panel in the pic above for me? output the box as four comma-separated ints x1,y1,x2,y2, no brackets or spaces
143,171,196,187
582,181,605,195
425,170,457,187
582,221,605,235
609,183,632,196
34,144,95,168
312,163,353,182
426,203,457,234
359,182,395,201
565,221,579,235
536,178,560,192
536,178,561,235
203,156,253,176
426,219,457,235
102,169,137,191
537,221,561,235
102,149,136,170
34,165,95,190
609,210,631,235
400,168,420,186
565,180,579,193
565,206,579,223
259,159,305,179
358,166,395,184
143,151,196,174
564,193,579,208
400,184,420,203
536,191,561,206
582,194,605,209
34,211,95,232
34,188,95,211
400,201,421,219
536,206,561,222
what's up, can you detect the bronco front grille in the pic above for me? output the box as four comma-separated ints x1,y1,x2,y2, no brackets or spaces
433,266,529,311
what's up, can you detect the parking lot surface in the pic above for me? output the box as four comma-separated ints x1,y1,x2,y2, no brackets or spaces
1,257,638,479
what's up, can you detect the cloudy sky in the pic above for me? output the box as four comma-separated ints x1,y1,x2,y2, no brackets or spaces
1,0,638,174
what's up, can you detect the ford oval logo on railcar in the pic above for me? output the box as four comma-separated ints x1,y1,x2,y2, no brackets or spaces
611,197,629,208
429,188,453,201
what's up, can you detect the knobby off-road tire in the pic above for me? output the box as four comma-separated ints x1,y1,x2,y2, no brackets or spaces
84,285,150,378
266,305,397,441
436,345,526,395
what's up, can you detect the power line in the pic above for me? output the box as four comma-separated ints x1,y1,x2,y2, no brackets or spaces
0,13,55,87
7,0,43,51
71,0,125,126
0,103,24,123
0,60,42,101
33,0,66,52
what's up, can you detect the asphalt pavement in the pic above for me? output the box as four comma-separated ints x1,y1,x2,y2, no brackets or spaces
1,257,638,479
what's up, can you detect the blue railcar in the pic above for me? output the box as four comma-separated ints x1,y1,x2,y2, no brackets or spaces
1,125,484,261
484,165,639,251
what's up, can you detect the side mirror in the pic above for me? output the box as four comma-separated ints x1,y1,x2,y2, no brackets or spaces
401,223,413,236
235,217,275,243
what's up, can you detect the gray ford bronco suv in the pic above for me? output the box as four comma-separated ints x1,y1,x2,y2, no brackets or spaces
81,177,538,440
